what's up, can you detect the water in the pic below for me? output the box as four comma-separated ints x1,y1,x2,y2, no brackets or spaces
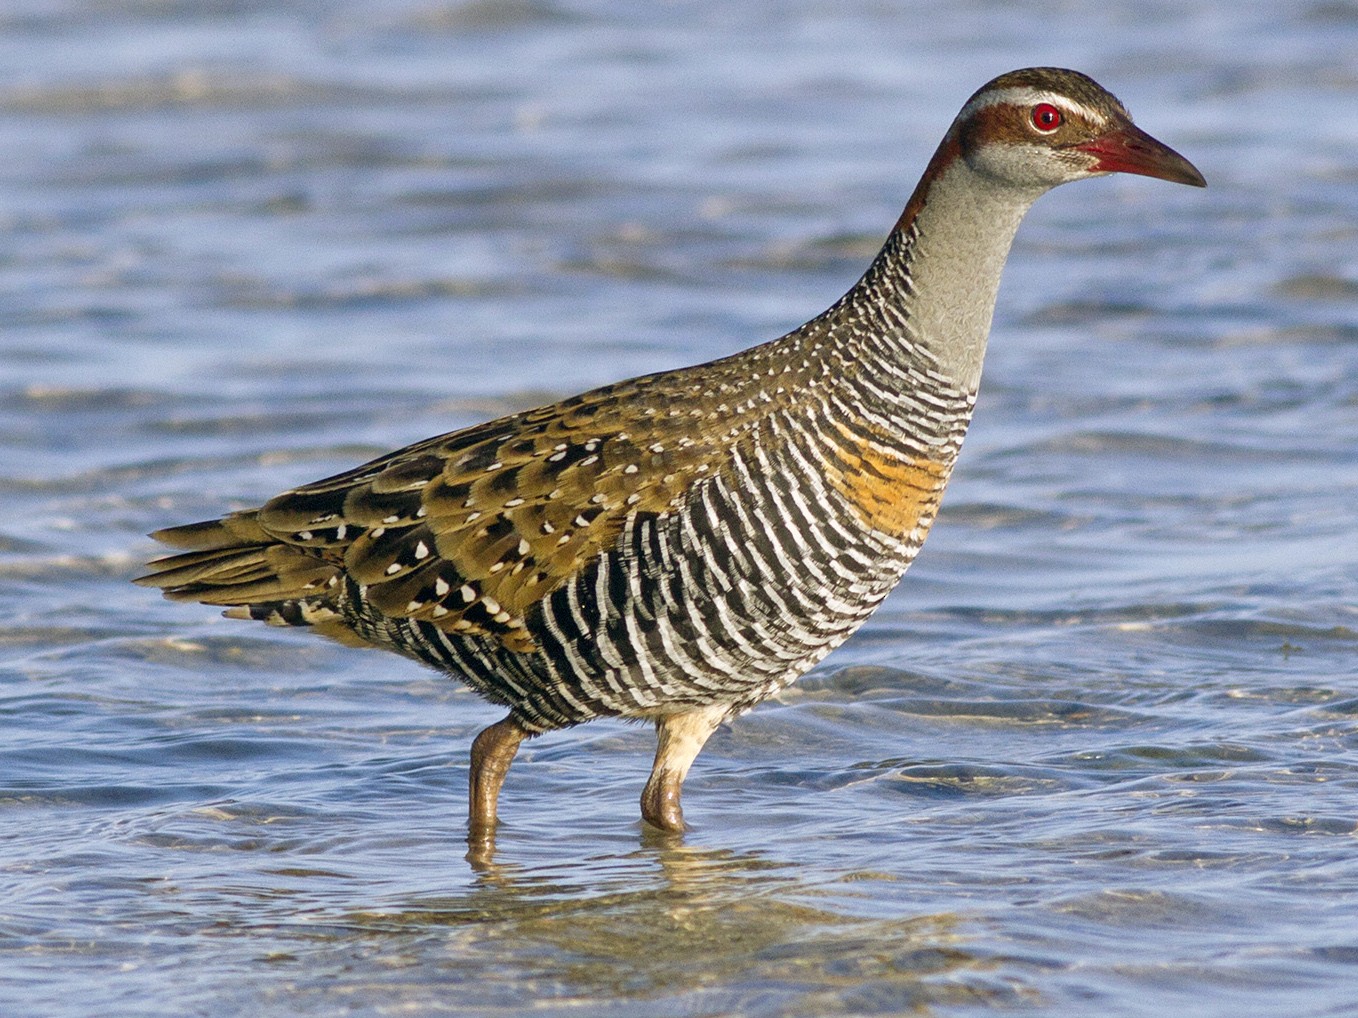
2,1,1357,1014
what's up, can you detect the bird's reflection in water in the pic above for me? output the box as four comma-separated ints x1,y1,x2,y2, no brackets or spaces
336,832,1019,1013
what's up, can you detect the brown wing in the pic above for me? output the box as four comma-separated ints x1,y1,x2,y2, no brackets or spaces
139,360,768,654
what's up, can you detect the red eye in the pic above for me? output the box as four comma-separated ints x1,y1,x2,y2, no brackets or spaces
1031,103,1063,132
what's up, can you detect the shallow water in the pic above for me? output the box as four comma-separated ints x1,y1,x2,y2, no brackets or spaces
2,1,1357,1015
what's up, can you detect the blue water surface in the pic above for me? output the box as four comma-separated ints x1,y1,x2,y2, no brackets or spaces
1,2,1356,1015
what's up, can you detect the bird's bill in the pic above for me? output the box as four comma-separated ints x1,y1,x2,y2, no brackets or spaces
1073,122,1206,187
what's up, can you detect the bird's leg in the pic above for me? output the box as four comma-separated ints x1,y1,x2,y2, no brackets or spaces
468,715,528,838
640,704,726,832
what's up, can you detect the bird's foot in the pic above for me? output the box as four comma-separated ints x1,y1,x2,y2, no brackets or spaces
640,770,688,833
468,716,527,836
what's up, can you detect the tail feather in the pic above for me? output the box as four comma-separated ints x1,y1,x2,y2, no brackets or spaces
137,523,340,610
148,512,271,551
224,599,342,626
135,546,275,589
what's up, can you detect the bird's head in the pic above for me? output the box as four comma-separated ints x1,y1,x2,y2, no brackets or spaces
951,67,1205,190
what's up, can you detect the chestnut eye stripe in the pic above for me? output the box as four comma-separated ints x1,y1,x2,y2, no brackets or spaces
961,86,1108,132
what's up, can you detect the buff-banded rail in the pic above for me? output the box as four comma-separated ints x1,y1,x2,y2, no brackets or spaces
138,68,1205,841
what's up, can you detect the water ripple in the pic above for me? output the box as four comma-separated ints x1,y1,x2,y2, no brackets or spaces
3,2,1358,1017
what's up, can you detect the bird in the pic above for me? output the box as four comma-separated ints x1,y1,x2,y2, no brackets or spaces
137,67,1205,841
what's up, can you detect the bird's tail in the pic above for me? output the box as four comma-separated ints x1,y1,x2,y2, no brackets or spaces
134,512,343,629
